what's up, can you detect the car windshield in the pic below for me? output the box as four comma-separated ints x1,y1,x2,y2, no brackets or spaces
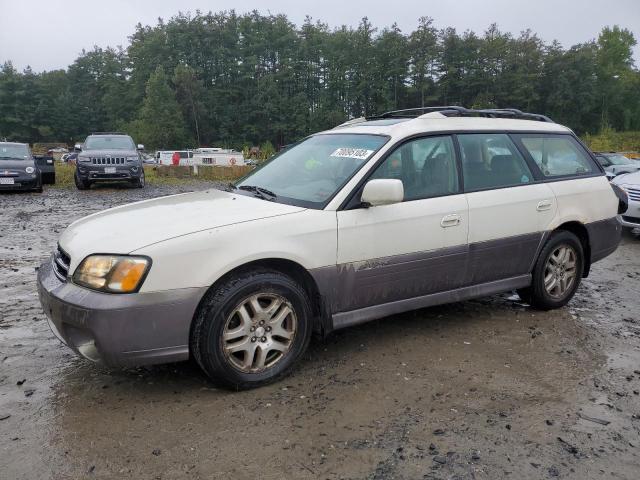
85,136,135,150
236,134,389,208
605,154,632,165
0,144,29,160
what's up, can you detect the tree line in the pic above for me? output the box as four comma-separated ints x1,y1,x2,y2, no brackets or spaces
0,11,638,150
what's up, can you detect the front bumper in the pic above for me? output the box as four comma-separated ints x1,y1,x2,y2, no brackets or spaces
77,165,142,182
37,259,206,367
619,199,640,228
0,175,40,190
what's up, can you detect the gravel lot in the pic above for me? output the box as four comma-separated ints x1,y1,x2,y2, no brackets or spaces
1,183,639,479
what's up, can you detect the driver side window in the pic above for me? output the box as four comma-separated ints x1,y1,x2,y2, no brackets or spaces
370,136,460,201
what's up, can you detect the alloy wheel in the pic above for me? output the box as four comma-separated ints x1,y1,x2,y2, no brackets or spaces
543,244,577,298
221,293,297,373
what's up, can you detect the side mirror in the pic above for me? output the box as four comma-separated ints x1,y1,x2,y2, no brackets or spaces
137,144,144,151
361,179,404,207
74,143,82,152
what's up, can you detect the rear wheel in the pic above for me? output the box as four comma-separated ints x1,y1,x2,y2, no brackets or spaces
190,269,313,389
518,230,584,310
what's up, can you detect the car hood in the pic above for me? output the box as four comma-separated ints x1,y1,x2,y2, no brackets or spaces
79,149,138,157
613,170,640,186
59,189,306,268
0,159,34,170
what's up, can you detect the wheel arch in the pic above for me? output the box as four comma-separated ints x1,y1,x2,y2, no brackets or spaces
190,257,328,341
554,221,591,277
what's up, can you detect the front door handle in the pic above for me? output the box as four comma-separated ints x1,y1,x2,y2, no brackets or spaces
537,200,553,212
441,214,461,228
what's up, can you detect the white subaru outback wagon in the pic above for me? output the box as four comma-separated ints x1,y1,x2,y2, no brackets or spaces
38,107,624,388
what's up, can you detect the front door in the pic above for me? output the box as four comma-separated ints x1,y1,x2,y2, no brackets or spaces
336,135,469,312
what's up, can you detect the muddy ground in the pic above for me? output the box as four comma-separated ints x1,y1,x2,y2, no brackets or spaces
1,183,639,480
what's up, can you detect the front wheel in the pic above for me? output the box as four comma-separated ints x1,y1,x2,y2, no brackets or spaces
190,269,313,389
518,230,584,310
74,172,90,190
133,169,145,188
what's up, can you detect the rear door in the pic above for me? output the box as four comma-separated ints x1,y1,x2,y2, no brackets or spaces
458,133,556,285
336,135,469,312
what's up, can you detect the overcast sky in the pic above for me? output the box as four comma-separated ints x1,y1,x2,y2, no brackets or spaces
1,0,638,72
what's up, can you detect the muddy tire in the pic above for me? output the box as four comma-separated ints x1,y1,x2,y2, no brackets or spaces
520,230,584,310
74,172,90,190
132,169,145,188
190,268,313,389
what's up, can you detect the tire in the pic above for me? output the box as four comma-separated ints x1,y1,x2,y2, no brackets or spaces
520,230,584,310
33,175,43,193
190,268,313,389
136,169,145,188
74,172,90,190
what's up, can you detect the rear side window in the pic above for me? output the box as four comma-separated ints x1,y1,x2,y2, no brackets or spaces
517,135,595,177
457,133,533,191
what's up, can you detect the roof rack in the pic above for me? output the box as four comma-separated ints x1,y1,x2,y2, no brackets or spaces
368,106,554,123
90,132,127,135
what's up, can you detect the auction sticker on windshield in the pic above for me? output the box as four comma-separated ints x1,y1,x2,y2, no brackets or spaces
330,148,375,160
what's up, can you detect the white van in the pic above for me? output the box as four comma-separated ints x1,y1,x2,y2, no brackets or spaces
38,107,624,389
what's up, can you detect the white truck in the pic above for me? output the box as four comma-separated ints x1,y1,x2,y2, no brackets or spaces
155,148,245,166
192,148,245,166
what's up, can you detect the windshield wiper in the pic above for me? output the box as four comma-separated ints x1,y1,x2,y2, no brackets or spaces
238,185,277,201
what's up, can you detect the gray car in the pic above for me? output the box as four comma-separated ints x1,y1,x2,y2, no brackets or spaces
74,132,145,189
595,152,640,178
612,170,640,229
0,142,43,192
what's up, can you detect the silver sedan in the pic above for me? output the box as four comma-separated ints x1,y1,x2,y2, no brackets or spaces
613,170,640,229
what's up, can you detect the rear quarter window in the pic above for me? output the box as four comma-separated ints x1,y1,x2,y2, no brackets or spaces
515,135,596,178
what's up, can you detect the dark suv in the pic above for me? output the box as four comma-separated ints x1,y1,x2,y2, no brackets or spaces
74,133,145,189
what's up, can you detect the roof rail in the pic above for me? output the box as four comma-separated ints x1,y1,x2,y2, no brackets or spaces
367,106,554,123
370,106,467,119
90,132,127,135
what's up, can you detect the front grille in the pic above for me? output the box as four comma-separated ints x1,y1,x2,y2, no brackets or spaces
622,215,640,225
626,187,640,202
91,157,125,165
52,246,71,282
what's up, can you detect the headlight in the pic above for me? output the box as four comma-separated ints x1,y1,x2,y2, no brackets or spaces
78,156,91,163
25,166,35,174
72,255,151,293
126,156,138,162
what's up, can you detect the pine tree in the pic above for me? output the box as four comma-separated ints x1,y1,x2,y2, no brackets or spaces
133,66,193,149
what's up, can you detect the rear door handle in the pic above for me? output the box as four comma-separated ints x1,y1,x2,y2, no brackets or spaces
537,200,552,212
441,214,461,228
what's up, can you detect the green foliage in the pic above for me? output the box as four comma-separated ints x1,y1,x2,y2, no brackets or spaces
1,13,639,148
259,140,276,160
583,129,640,152
129,66,193,150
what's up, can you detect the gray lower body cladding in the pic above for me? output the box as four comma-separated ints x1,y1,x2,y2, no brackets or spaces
312,232,545,316
312,218,621,331
37,259,206,367
586,217,622,263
